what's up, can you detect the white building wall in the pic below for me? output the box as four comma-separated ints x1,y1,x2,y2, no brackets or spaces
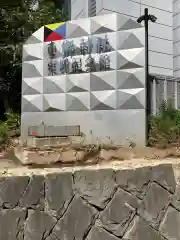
173,0,180,77
71,0,88,19
71,0,173,76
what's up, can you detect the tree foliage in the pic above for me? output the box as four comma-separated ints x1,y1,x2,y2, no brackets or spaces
0,0,67,114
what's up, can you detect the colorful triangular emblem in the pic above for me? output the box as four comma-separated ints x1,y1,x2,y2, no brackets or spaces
45,31,64,42
54,23,66,39
45,22,65,31
44,27,53,41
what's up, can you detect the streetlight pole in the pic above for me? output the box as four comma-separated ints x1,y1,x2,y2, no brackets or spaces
137,8,157,146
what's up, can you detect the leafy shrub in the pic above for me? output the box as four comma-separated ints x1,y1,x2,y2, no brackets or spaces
149,100,180,148
174,110,180,130
0,122,9,144
159,100,178,120
5,109,20,131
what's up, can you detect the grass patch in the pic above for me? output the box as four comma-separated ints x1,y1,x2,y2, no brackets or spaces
149,100,180,148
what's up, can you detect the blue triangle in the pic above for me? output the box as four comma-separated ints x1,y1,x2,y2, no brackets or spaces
54,23,66,39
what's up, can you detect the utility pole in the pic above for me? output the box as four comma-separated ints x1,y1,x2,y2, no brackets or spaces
137,8,157,146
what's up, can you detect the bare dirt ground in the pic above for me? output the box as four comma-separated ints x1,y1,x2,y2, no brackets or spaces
1,146,180,175
2,135,180,169
1,134,180,173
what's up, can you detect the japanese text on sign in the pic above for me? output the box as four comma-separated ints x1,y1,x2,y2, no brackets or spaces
47,35,112,76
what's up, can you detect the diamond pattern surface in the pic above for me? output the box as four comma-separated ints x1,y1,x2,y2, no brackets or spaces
43,76,66,94
66,92,90,111
117,69,144,89
117,88,145,109
90,72,116,91
22,95,43,112
67,23,89,38
22,13,145,113
43,94,65,111
25,35,42,45
22,77,43,95
23,61,43,78
117,48,145,70
23,43,43,61
66,74,90,93
119,18,143,31
91,14,117,33
117,31,144,50
24,27,44,45
90,91,117,110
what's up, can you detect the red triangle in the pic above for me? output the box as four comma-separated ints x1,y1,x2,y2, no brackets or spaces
45,31,64,42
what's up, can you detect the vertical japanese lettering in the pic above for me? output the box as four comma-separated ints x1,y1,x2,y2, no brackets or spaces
104,34,111,52
46,34,112,76
48,42,57,58
48,42,57,76
80,38,89,55
72,57,82,73
48,60,57,76
60,57,70,74
99,54,110,71
85,54,95,72
62,40,75,58
104,54,110,70
96,38,104,54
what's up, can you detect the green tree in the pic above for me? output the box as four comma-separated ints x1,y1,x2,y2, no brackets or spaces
0,0,67,113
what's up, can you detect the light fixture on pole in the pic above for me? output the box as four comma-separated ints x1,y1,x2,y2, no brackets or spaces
137,8,157,146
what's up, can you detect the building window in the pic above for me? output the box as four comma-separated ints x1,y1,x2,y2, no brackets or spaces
88,0,96,17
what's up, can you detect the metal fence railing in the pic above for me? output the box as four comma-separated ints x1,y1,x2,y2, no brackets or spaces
151,74,180,115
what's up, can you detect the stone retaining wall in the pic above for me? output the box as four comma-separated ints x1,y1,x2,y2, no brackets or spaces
1,163,180,239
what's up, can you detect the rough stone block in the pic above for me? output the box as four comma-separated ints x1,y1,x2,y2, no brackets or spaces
19,175,44,209
24,210,56,240
160,206,180,240
26,150,60,165
46,235,59,240
0,163,176,240
52,197,97,240
100,189,140,237
87,226,119,240
58,149,86,163
45,172,74,217
123,216,165,240
116,166,151,199
0,208,26,240
138,182,171,228
74,169,116,208
0,176,29,208
171,184,180,210
152,164,176,194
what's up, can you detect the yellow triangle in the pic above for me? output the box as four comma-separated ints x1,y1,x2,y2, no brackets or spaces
45,22,65,30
